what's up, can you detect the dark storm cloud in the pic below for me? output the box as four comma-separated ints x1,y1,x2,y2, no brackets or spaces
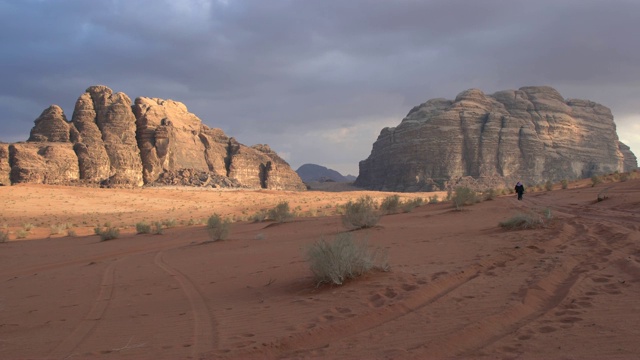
1,0,639,174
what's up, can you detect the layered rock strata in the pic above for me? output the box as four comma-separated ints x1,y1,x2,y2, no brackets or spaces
356,86,637,191
5,86,305,190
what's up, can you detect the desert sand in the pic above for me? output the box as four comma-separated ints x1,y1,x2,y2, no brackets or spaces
1,179,639,359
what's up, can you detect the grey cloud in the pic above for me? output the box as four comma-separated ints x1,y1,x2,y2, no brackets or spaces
1,0,639,174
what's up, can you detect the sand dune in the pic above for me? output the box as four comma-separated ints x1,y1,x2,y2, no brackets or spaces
1,179,639,359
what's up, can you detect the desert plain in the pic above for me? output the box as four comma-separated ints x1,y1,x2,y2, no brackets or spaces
1,178,639,359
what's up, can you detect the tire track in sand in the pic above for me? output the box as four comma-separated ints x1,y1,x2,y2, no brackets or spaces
154,251,217,357
48,258,122,359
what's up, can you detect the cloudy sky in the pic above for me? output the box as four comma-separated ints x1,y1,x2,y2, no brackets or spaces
1,0,639,176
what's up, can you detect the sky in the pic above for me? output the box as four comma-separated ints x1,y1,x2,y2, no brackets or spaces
1,0,639,176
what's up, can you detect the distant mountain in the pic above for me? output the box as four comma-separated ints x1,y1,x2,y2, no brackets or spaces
296,164,355,183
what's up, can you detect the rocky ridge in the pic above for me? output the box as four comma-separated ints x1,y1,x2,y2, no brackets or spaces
355,86,638,191
3,86,305,190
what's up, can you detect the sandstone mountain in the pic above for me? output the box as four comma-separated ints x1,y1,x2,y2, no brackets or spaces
355,86,638,191
1,86,305,190
296,163,355,183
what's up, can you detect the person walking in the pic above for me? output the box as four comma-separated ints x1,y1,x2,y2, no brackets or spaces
515,182,525,200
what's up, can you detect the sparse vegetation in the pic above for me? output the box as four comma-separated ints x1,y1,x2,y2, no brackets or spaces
342,195,379,229
268,201,294,222
591,175,602,187
428,195,440,204
152,222,164,235
162,218,177,228
67,229,77,237
401,197,423,213
250,210,268,223
95,226,120,241
451,187,477,210
544,180,553,191
482,188,497,201
306,232,389,286
597,187,610,202
499,208,552,230
136,222,152,234
380,195,401,214
23,223,34,232
0,230,8,243
206,214,231,241
16,229,28,239
561,179,569,189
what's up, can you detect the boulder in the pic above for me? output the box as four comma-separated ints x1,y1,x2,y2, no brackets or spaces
356,86,638,191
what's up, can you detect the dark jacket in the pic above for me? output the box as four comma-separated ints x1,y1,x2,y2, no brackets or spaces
515,184,525,194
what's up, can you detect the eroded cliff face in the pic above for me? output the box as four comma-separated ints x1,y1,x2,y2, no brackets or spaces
5,86,305,190
356,86,638,191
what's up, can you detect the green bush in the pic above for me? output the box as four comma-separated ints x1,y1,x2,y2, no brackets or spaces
482,188,497,201
380,195,401,214
428,195,440,204
152,222,164,235
401,198,423,213
162,218,177,228
16,229,27,239
499,212,547,230
95,226,120,241
250,210,268,223
306,232,389,286
561,179,569,189
136,222,151,234
268,201,294,222
342,195,379,229
544,180,553,191
207,214,231,241
451,187,477,210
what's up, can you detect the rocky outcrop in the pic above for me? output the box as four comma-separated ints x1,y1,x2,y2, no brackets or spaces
296,163,353,183
356,86,638,191
8,143,79,184
28,105,77,143
619,142,638,172
5,85,305,190
73,86,143,186
0,144,10,185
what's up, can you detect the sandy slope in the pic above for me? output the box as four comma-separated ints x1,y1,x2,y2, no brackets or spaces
0,180,639,359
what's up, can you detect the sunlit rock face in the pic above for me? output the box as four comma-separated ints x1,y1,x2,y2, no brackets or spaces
356,86,637,191
5,85,305,190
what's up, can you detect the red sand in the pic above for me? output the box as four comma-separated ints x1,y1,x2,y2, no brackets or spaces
1,180,639,359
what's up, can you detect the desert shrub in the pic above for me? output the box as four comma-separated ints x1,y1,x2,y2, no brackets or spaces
342,195,379,229
268,201,294,222
561,179,569,189
482,188,497,201
591,175,602,187
0,230,8,243
306,232,389,286
250,210,268,223
544,180,553,191
499,213,545,230
95,226,120,241
597,188,610,202
206,214,231,241
162,218,177,228
67,229,77,237
451,187,477,210
16,229,27,239
152,222,164,235
23,223,34,232
619,173,629,182
380,195,401,214
428,195,440,204
401,198,423,213
136,222,152,234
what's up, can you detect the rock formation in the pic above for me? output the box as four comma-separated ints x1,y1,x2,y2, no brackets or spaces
296,164,354,183
5,86,305,190
356,86,638,191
